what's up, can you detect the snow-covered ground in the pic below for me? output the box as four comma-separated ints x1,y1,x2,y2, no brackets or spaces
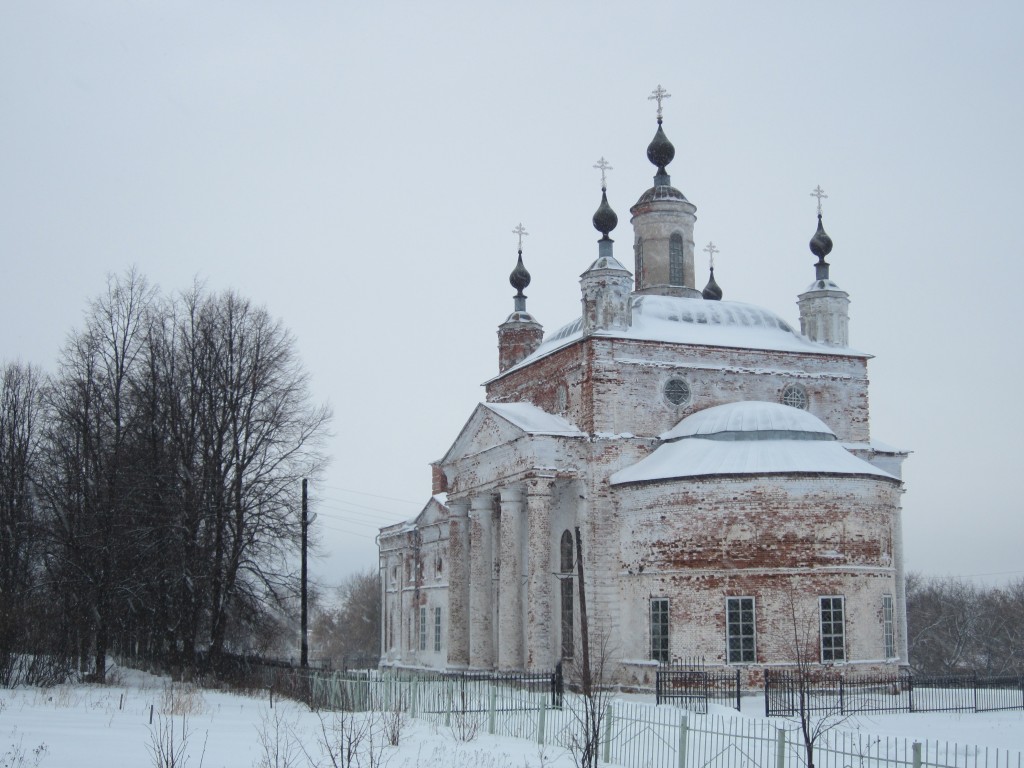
2,669,1023,768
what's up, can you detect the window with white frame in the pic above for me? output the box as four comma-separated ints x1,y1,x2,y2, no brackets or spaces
820,596,846,662
651,597,670,663
419,606,427,651
726,597,756,663
434,606,442,652
882,594,896,659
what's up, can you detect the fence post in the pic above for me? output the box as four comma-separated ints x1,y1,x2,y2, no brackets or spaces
908,675,914,713
912,741,922,768
538,699,546,745
839,674,845,715
488,686,496,735
411,680,418,718
445,681,452,728
775,726,786,768
603,703,614,764
735,669,742,711
677,714,689,768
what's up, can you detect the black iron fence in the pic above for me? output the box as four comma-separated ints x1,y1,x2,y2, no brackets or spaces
764,670,1024,717
655,664,743,712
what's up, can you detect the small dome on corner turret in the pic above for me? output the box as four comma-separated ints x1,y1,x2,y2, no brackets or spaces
810,215,834,260
593,189,618,238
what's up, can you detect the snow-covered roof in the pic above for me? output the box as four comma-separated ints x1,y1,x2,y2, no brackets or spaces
482,402,585,436
499,294,865,379
662,401,835,441
611,400,898,485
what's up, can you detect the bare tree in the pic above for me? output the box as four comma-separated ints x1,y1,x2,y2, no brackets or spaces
0,362,46,685
312,568,381,668
780,584,850,768
34,272,330,679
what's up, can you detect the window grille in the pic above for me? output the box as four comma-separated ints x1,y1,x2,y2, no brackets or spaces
882,594,896,659
669,233,684,286
419,606,427,652
434,606,442,652
726,597,756,663
782,383,808,410
820,596,846,662
651,598,670,663
560,530,574,659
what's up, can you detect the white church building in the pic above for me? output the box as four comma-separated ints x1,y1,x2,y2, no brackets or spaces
379,90,909,688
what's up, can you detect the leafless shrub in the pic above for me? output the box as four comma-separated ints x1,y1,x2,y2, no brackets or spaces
255,707,303,768
146,714,205,768
0,731,48,768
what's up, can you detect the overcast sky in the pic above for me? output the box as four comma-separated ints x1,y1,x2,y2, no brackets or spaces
2,2,1022,590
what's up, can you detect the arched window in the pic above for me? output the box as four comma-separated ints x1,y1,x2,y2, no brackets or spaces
560,530,575,659
669,233,684,286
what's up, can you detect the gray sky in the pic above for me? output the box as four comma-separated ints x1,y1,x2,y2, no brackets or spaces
2,2,1022,589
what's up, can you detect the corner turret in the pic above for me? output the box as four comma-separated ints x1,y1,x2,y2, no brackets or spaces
797,187,850,346
497,223,544,372
581,160,632,335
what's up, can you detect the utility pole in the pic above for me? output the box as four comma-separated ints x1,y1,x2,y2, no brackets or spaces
301,478,309,668
574,526,591,696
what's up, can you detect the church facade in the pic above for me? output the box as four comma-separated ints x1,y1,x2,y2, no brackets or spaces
379,92,909,687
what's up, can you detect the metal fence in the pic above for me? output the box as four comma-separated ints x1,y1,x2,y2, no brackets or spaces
655,666,742,712
210,663,1023,768
765,670,1024,717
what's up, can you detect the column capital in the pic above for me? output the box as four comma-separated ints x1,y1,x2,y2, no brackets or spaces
448,498,470,517
499,485,525,505
470,494,496,515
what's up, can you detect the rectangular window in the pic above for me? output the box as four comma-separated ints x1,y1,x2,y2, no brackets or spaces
434,607,442,652
882,594,896,659
726,597,756,663
820,596,846,662
419,606,427,651
651,598,670,663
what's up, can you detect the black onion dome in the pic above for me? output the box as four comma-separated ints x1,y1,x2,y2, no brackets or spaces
702,267,723,301
646,122,675,172
592,189,618,237
509,253,531,297
809,214,834,261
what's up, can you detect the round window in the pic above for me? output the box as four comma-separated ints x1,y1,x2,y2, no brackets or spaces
782,383,808,410
664,378,691,406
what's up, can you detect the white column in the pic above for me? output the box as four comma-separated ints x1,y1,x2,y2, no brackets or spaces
498,486,525,670
525,478,555,671
468,494,495,669
446,499,470,667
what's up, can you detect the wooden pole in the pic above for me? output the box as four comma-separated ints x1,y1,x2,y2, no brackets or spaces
301,478,309,668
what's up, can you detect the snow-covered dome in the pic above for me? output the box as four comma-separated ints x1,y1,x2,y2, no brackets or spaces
662,401,835,442
610,400,897,485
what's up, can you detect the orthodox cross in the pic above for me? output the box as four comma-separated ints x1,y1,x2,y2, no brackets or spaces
649,85,671,120
703,241,719,269
810,185,828,215
513,223,529,252
593,157,613,189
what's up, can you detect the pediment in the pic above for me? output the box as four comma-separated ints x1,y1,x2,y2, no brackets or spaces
439,403,531,466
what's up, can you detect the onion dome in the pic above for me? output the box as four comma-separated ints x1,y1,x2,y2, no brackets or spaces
647,121,676,174
510,252,530,297
592,188,618,239
702,267,723,301
809,213,834,281
810,214,833,260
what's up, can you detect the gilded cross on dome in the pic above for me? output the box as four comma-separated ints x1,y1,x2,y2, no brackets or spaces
648,85,671,120
810,185,828,215
512,223,529,252
703,242,719,269
593,157,613,189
